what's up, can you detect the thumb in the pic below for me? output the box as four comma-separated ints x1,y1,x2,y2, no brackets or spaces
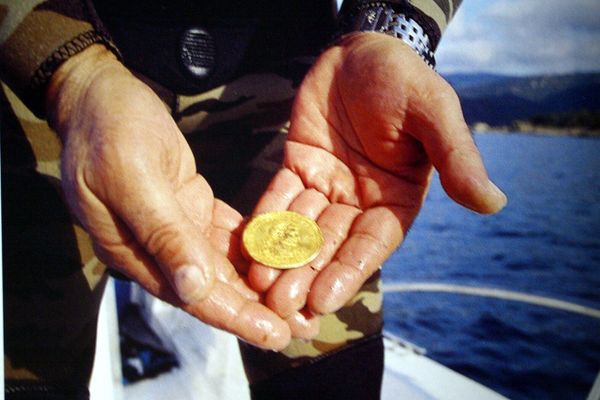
408,77,507,214
113,178,217,304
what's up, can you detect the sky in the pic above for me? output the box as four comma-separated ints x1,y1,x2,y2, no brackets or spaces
435,0,600,76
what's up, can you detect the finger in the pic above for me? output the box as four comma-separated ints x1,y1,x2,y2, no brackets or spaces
178,181,249,273
92,210,258,303
284,141,360,207
407,77,507,214
109,173,218,304
210,225,250,274
112,245,290,350
286,309,320,340
175,179,256,300
308,207,403,315
253,168,305,214
266,203,360,317
207,228,258,301
288,188,330,219
212,198,245,231
247,169,305,292
248,261,281,293
208,199,250,274
175,175,218,231
93,227,290,350
185,281,291,351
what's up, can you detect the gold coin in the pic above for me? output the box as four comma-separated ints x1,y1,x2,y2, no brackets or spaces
242,211,324,269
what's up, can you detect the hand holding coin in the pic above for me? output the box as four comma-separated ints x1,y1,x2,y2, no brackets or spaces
245,34,506,325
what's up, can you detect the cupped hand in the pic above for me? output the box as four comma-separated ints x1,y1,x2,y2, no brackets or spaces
46,45,291,350
248,33,507,318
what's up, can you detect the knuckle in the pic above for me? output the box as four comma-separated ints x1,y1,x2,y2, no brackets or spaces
142,220,184,261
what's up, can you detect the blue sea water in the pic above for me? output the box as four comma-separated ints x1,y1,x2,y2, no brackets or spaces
382,133,600,400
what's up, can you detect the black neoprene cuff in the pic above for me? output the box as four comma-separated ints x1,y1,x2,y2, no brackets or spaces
248,334,384,400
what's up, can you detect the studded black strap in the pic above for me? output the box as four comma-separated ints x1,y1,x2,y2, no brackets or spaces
336,1,439,68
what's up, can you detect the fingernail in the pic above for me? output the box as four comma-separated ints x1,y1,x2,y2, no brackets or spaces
487,180,508,211
174,264,207,304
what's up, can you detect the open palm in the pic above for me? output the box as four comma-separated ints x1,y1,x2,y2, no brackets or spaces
248,33,507,319
50,45,291,350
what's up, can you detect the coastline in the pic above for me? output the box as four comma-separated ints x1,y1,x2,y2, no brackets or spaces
471,121,600,138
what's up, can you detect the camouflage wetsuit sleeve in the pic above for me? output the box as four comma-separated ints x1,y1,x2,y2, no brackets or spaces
0,0,119,117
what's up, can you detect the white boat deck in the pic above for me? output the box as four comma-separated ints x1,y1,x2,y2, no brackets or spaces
382,334,507,400
90,280,507,400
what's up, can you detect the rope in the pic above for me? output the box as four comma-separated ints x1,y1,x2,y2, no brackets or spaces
383,282,600,320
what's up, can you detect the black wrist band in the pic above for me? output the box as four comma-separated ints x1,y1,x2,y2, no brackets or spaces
337,1,438,69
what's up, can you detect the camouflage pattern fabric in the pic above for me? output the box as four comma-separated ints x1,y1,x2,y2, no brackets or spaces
239,271,383,384
409,0,462,34
175,61,385,383
2,83,107,397
1,0,462,395
0,0,461,118
1,58,383,393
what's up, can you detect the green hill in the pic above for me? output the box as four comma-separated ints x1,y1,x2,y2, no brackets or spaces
443,73,600,132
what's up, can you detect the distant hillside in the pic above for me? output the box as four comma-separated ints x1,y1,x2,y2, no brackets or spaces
443,73,600,128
